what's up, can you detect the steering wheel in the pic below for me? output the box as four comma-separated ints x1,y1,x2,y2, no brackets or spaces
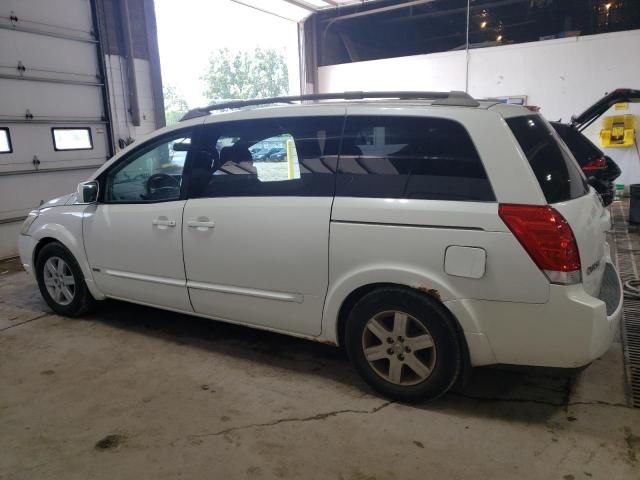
144,173,180,199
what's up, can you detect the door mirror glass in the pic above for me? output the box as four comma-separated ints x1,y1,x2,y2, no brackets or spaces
77,181,99,203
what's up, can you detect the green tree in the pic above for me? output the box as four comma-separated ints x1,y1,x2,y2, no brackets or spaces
163,84,189,125
201,48,289,101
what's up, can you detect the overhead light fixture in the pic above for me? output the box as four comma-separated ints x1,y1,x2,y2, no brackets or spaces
496,35,503,42
605,2,612,10
480,21,487,29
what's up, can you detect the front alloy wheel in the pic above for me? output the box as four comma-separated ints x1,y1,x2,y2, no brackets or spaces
35,241,95,317
42,256,76,305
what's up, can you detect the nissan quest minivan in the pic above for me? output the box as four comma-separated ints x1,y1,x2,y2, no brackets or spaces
18,91,623,402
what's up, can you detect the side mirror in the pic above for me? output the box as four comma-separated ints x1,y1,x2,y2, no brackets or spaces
77,181,99,203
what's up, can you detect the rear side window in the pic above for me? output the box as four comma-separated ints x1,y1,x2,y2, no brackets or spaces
337,116,494,201
191,116,342,198
507,116,588,203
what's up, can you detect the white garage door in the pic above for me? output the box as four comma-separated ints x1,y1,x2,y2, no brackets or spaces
0,0,110,258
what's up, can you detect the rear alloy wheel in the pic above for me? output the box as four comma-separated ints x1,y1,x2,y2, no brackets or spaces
345,287,462,402
362,311,437,386
35,242,95,317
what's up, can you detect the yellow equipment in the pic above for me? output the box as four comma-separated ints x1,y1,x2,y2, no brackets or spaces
600,113,636,148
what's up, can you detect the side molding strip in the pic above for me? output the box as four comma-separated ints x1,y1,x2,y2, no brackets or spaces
104,269,186,287
187,281,303,303
103,269,303,303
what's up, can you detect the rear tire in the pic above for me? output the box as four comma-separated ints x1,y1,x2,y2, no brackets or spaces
35,242,95,317
344,287,462,402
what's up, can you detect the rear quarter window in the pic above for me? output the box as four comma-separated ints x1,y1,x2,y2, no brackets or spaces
507,115,588,204
337,116,495,201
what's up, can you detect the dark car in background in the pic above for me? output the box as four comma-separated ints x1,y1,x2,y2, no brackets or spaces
549,88,639,206
551,122,621,205
253,147,284,161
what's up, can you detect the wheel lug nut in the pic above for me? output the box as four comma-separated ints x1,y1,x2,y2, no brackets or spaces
387,337,394,344
398,336,404,342
398,354,405,361
405,346,411,353
387,348,394,355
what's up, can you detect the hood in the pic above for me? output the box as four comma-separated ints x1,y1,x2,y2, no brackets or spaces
571,88,640,131
38,192,77,209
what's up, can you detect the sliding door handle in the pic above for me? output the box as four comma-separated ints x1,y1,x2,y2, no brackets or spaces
187,220,215,229
152,218,176,227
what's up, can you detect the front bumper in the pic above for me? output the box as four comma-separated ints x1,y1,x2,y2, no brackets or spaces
452,261,623,368
18,234,36,275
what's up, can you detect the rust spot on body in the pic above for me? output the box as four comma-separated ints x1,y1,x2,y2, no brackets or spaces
414,286,441,301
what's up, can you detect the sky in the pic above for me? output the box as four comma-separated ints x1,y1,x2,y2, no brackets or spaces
154,0,302,109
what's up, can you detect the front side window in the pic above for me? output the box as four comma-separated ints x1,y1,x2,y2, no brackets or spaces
190,117,342,198
52,128,93,151
0,128,12,153
337,116,494,201
104,132,191,203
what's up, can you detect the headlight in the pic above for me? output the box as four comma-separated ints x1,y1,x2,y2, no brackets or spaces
20,210,39,235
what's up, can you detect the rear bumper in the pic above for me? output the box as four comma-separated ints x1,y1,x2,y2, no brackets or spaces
450,261,623,368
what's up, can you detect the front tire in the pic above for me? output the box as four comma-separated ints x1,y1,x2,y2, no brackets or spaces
345,287,462,402
35,242,95,317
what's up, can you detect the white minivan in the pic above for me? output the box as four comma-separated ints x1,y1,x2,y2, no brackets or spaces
18,92,622,402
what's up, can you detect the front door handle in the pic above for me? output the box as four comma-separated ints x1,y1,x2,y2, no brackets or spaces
187,219,215,229
152,218,176,227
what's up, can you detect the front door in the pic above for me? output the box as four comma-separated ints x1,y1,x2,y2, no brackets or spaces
182,114,343,335
84,130,193,311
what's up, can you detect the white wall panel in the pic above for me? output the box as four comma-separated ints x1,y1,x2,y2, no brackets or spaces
0,168,94,220
0,123,108,173
467,30,640,123
0,0,94,36
0,80,103,118
0,29,98,79
318,50,467,93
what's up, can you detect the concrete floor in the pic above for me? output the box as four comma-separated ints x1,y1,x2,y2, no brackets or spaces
1,257,639,480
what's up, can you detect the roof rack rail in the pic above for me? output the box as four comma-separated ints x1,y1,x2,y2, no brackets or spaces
180,90,479,121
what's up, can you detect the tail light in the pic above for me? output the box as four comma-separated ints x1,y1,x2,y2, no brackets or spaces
499,204,581,285
582,156,607,173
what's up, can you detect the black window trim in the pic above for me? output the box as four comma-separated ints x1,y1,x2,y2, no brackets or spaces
99,126,196,205
51,127,94,152
0,127,13,154
337,114,497,202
